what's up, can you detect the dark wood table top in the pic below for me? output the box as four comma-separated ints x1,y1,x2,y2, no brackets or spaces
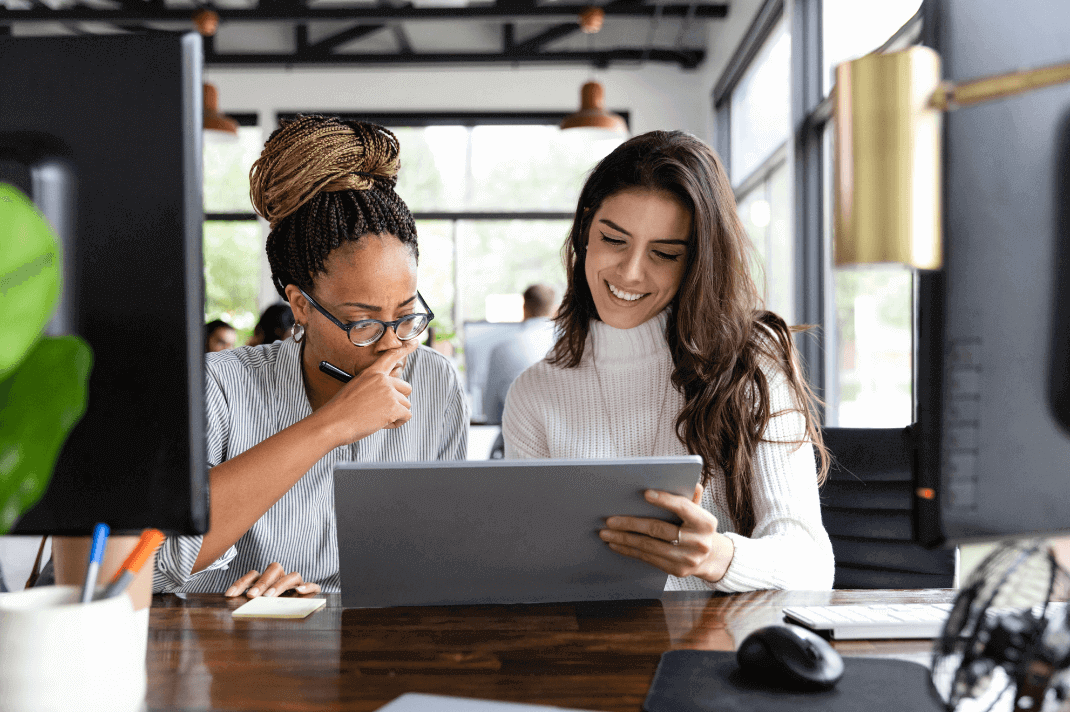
147,588,957,712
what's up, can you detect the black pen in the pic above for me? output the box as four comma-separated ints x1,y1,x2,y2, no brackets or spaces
319,360,353,383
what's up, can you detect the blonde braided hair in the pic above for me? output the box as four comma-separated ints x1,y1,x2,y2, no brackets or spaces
251,115,418,297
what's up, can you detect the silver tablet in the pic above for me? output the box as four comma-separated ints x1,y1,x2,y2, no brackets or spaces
333,457,704,608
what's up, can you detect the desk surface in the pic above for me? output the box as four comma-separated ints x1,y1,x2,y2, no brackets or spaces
148,588,955,712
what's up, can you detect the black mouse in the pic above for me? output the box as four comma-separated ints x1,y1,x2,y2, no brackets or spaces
736,624,845,690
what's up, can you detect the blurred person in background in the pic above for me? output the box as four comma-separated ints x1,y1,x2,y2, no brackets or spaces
482,284,557,425
206,319,237,353
248,303,295,346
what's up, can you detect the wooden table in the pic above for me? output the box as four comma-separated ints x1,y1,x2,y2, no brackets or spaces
147,588,956,711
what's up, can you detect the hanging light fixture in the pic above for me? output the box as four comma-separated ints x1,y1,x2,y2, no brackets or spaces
560,7,628,136
194,11,237,142
560,81,628,134
203,83,239,140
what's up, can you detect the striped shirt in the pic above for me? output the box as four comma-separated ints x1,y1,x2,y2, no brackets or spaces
154,337,469,593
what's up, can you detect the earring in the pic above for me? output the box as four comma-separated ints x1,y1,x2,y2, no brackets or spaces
293,323,305,343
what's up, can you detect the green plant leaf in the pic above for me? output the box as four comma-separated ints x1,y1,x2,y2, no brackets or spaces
0,183,60,380
0,336,92,534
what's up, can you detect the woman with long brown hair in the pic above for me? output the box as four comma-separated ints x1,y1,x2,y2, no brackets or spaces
502,130,832,591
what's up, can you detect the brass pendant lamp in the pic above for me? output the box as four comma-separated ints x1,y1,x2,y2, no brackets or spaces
560,7,629,136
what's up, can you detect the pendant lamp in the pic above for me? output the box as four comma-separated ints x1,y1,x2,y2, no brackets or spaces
560,7,628,136
203,83,239,140
560,81,628,134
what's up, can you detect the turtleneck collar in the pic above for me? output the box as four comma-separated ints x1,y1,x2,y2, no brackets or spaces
588,309,670,365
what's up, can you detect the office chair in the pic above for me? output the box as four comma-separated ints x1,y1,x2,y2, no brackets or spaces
820,427,956,589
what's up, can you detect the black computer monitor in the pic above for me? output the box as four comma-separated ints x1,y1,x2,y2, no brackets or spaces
914,0,1070,546
0,34,209,535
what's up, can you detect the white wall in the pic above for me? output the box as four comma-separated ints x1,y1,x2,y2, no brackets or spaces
206,64,706,138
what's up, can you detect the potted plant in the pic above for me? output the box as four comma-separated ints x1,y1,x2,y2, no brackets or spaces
0,182,92,537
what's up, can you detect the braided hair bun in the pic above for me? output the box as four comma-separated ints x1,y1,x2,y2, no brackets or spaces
252,115,418,297
250,115,401,229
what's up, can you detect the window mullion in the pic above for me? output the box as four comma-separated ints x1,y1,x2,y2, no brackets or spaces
792,0,827,417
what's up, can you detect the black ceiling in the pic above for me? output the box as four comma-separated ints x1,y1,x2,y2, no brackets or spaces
0,0,728,68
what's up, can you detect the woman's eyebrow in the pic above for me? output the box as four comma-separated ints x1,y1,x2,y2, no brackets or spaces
340,294,417,312
599,219,632,236
600,219,687,246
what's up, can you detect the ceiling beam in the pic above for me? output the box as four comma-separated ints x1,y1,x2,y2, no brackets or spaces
392,25,413,54
306,23,386,52
0,4,727,24
509,0,645,54
203,47,705,68
509,23,581,54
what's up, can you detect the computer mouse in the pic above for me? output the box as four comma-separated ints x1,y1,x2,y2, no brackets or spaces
736,624,845,690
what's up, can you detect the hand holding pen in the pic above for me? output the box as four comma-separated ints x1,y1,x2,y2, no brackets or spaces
313,342,417,448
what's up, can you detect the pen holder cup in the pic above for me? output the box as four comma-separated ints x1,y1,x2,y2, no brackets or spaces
0,585,149,712
52,534,156,611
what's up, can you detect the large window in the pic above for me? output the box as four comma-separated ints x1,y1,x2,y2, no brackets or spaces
721,14,795,323
729,17,791,186
203,121,263,345
716,0,922,426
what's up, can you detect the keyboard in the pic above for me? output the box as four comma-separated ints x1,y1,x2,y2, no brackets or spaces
783,603,954,639
783,601,1068,640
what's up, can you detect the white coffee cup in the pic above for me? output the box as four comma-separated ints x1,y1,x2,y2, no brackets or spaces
0,585,148,712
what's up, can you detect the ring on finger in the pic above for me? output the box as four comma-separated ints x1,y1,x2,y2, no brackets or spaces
671,526,682,546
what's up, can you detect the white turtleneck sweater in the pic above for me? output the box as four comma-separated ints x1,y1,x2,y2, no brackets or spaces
501,311,834,592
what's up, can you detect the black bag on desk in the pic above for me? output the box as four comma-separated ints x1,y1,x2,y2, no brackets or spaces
644,650,944,712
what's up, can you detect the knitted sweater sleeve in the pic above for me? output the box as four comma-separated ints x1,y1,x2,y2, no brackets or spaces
706,366,834,592
501,365,551,459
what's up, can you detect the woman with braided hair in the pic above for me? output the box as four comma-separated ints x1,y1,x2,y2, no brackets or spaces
155,116,468,597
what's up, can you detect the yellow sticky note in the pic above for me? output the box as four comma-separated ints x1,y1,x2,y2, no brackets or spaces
231,596,326,619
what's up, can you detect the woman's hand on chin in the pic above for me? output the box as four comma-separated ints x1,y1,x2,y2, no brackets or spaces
224,562,323,598
316,338,420,447
598,484,735,584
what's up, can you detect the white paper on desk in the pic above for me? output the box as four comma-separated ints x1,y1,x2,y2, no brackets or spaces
376,693,600,712
231,596,326,619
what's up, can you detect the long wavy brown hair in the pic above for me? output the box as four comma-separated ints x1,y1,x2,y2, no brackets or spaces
550,130,829,537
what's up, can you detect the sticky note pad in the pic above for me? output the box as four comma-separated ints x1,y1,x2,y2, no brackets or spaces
231,596,326,619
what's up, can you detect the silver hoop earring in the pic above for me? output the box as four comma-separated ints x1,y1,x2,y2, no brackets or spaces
293,323,305,343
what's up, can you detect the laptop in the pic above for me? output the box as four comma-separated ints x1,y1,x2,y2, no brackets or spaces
333,457,704,608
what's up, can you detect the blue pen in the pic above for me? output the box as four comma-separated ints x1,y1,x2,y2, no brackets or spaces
80,523,110,603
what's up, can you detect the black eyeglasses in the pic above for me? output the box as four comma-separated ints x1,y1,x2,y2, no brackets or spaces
298,287,434,347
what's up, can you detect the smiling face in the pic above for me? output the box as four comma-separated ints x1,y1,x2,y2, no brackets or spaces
285,234,419,396
583,188,692,330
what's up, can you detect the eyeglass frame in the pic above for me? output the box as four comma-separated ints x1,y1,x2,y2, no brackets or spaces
296,286,435,347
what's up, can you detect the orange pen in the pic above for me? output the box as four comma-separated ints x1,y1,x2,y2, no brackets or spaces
98,528,166,600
